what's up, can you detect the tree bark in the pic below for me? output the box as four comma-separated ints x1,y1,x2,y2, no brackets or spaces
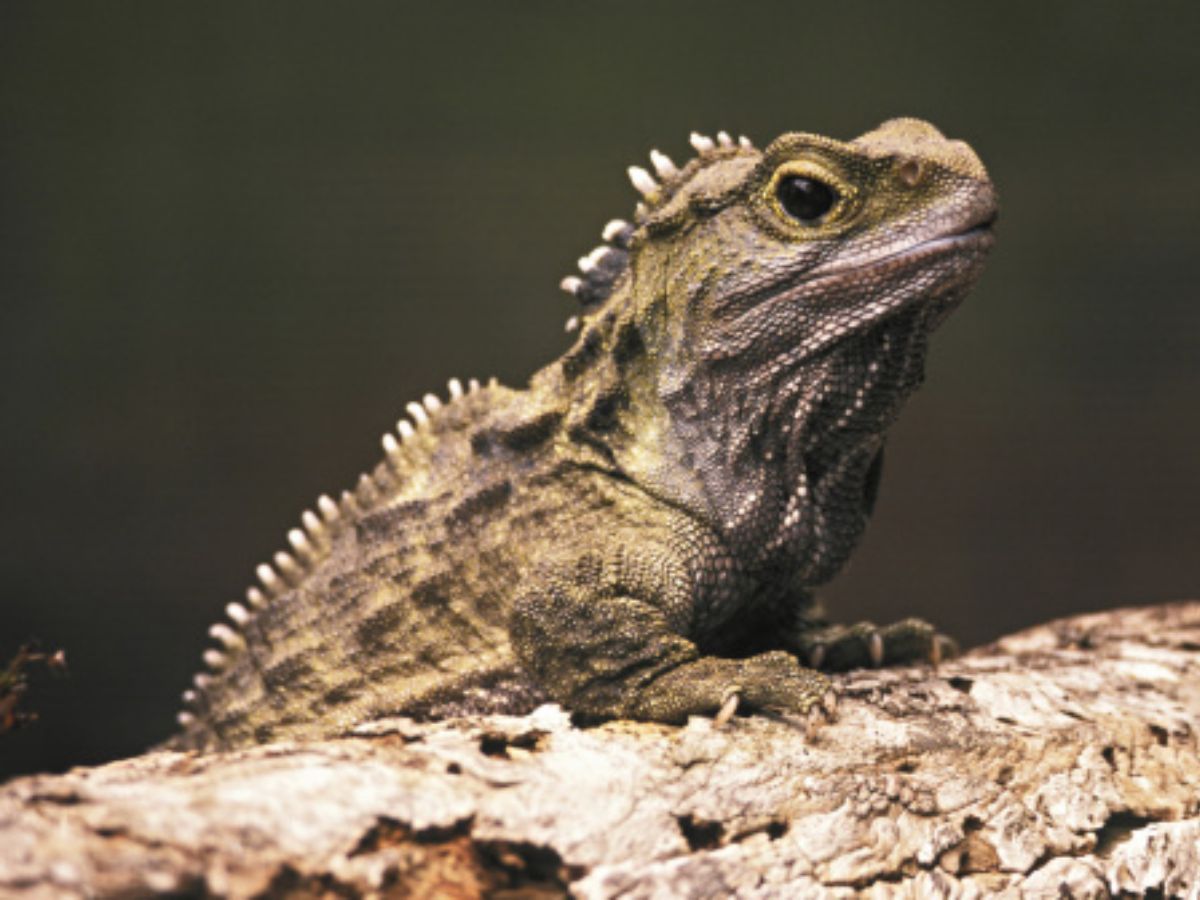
2,603,1198,899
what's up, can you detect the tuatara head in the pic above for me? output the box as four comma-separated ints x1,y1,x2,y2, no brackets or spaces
554,120,996,582
628,118,995,359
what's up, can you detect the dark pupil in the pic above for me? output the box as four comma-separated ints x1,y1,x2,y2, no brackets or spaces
777,175,837,223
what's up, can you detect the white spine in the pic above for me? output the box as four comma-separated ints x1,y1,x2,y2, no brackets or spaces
203,648,226,670
448,377,464,399
649,149,677,178
601,219,629,242
301,509,325,541
627,165,658,197
422,393,442,414
287,528,315,563
689,132,715,153
317,494,340,523
208,623,244,650
273,550,302,581
406,401,429,426
225,601,250,626
397,419,416,441
717,130,733,147
256,563,283,596
245,586,267,608
578,246,609,273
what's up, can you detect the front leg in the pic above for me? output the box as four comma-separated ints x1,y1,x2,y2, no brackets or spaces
785,600,958,672
509,566,832,725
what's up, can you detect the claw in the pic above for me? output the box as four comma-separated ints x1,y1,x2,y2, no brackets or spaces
807,643,827,670
868,631,884,667
821,688,838,720
931,634,958,668
714,690,740,728
804,704,825,741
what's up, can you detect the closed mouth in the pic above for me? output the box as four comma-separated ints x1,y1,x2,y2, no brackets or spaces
713,208,997,325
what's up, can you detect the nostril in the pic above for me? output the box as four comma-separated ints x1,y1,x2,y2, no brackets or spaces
896,158,923,188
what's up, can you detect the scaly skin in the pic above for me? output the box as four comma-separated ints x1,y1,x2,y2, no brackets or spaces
173,119,996,750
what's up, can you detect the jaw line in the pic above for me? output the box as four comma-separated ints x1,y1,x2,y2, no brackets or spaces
802,222,995,284
713,222,994,327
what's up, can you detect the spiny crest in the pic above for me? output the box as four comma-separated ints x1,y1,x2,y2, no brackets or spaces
560,129,755,332
176,374,496,728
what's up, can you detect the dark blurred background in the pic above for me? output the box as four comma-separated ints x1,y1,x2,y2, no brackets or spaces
2,3,1197,779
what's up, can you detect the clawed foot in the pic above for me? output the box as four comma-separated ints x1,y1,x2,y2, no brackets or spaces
710,654,838,735
791,617,957,673
631,650,837,731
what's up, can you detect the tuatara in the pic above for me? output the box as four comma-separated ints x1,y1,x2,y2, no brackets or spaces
173,119,996,750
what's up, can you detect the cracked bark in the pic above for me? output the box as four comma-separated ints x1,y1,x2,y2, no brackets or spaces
2,603,1198,899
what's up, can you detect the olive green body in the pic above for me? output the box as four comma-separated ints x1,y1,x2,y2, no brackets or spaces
175,119,996,750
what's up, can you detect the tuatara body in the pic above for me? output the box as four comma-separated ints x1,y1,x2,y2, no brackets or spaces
174,119,996,750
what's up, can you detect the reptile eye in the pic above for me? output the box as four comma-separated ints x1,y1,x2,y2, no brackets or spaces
777,175,837,224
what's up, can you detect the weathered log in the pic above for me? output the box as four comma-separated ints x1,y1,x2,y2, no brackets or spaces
2,603,1198,898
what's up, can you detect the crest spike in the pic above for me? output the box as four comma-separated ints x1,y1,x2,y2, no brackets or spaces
208,623,244,651
689,132,715,153
627,165,658,198
397,419,416,441
300,509,325,541
317,494,340,524
448,377,464,400
739,135,754,149
649,149,677,179
225,602,251,626
560,275,582,296
355,472,377,505
256,563,284,596
578,246,611,274
601,219,629,242
406,401,429,427
716,131,733,148
273,551,302,582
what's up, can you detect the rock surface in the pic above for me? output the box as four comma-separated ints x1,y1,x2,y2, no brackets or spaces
2,603,1199,898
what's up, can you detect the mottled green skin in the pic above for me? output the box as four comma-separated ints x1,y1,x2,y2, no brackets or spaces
174,119,996,750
